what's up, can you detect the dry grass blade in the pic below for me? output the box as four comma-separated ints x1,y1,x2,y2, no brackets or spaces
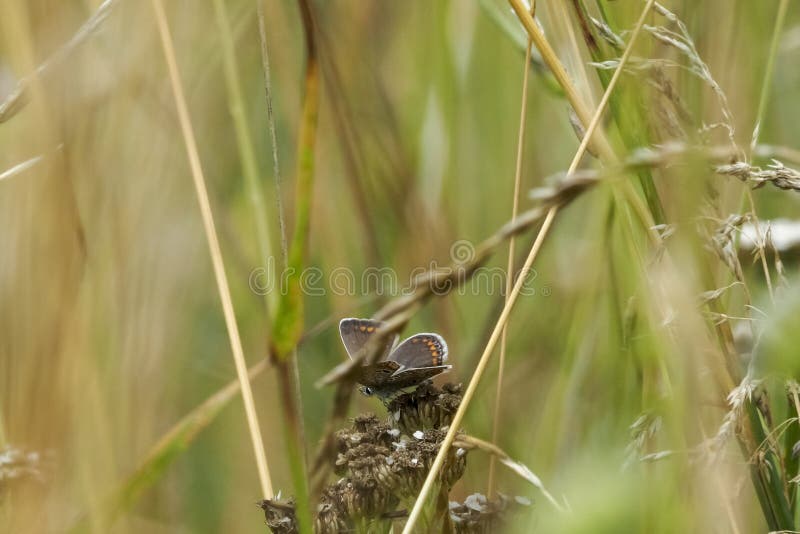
0,153,48,182
455,434,562,512
148,0,273,499
0,0,119,123
401,1,657,530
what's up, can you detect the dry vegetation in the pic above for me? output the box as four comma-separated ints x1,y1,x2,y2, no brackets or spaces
2,0,800,532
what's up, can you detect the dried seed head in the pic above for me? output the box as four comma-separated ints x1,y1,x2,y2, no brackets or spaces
385,382,463,434
319,477,397,527
265,383,468,532
387,428,467,499
449,492,532,533
258,498,298,534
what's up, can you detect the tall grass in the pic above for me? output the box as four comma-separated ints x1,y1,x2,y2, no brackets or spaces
2,1,800,533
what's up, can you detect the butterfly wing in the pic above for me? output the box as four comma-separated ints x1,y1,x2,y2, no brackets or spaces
339,318,398,361
387,333,448,369
383,365,452,389
355,361,402,388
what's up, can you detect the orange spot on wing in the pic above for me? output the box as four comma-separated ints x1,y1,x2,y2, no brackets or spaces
359,326,367,332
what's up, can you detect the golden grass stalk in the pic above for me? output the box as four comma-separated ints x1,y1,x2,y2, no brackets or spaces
402,204,558,533
487,0,534,500
402,2,657,530
509,0,660,250
149,0,273,499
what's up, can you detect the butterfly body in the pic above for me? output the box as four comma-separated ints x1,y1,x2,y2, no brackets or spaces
339,318,452,399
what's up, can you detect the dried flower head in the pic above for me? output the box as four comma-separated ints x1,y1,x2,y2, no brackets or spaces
449,492,532,533
258,498,298,534
333,412,467,502
263,384,469,533
386,382,463,434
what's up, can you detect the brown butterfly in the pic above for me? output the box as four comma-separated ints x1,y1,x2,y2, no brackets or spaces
339,318,452,399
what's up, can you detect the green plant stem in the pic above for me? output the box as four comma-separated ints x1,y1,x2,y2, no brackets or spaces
266,2,319,532
256,1,311,527
750,0,790,154
211,0,276,313
275,360,311,533
746,397,794,530
256,0,289,265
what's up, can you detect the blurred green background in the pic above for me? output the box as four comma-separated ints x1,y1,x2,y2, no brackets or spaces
2,0,800,532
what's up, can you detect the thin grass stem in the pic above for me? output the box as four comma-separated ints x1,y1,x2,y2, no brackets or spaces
402,205,558,534
149,0,273,499
487,0,534,500
256,0,289,265
211,0,276,312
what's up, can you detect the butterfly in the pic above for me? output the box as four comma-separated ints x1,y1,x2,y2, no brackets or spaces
339,318,452,399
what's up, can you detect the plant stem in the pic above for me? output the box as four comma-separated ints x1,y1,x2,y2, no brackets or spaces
488,0,533,499
149,0,273,499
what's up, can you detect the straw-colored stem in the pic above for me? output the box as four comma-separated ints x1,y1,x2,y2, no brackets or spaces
487,6,533,499
402,205,558,534
149,0,273,499
0,410,6,447
402,2,656,530
509,0,658,247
